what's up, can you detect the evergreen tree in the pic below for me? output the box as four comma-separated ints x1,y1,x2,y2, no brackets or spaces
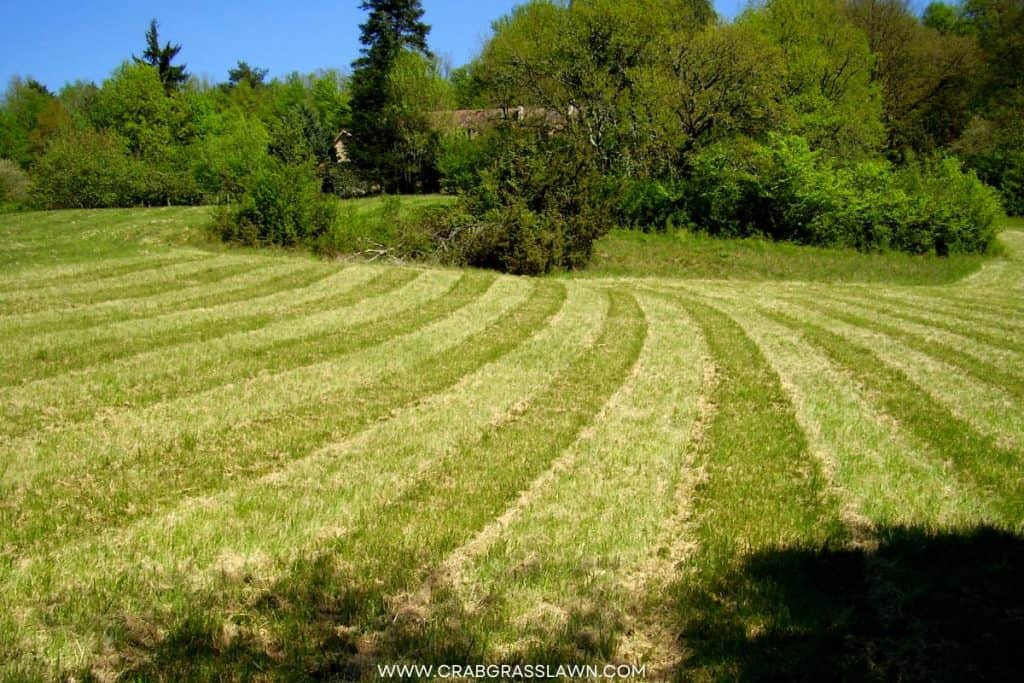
347,0,432,191
227,61,269,89
134,19,188,94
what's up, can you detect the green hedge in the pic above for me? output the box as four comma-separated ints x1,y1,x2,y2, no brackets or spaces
616,135,1003,255
213,159,336,247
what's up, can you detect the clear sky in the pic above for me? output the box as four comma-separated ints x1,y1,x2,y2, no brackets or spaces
0,1,748,93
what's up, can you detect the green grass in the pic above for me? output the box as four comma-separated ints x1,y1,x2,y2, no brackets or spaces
0,206,1022,681
582,228,992,284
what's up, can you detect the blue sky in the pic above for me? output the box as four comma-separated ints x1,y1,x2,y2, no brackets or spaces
0,0,748,92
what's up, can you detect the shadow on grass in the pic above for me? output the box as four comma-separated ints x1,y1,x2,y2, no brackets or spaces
673,526,1024,682
107,526,1024,681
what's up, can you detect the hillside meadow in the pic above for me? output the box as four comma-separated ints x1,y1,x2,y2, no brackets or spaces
0,205,1022,680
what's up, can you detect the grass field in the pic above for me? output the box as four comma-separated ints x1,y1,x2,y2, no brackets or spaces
0,206,1022,681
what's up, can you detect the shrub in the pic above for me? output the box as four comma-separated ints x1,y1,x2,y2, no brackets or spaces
615,178,687,232
214,160,337,247
684,134,838,243
898,157,1002,255
437,132,489,196
30,129,139,208
0,158,31,209
437,127,614,274
190,114,270,200
678,135,1001,255
30,128,199,209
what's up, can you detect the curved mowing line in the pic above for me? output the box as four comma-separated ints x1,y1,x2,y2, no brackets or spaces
634,294,848,681
0,279,562,557
0,268,421,387
0,268,432,438
654,295,847,567
0,271,490,442
820,291,1024,356
719,302,991,529
420,292,704,668
0,282,590,676
0,251,252,301
0,260,337,339
787,297,1024,402
766,311,1024,527
841,288,1024,334
4,264,399,368
0,253,211,292
0,259,263,314
192,290,645,649
896,291,1024,323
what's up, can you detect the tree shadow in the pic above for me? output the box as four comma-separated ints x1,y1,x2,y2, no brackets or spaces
101,526,1024,680
672,526,1024,682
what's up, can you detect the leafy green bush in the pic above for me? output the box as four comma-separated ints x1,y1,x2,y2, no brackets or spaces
437,133,489,196
214,160,336,247
30,128,198,208
615,178,687,232
190,113,270,200
678,135,1001,255
684,135,837,243
0,158,31,209
436,128,613,274
898,157,1003,255
30,129,139,208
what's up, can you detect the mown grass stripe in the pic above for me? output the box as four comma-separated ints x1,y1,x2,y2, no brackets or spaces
0,267,420,386
0,252,210,292
0,269,460,458
0,250,246,300
0,268,437,437
821,290,1024,356
625,294,847,681
125,289,644,677
666,296,847,563
716,301,994,528
0,278,556,557
0,259,335,339
0,270,480,440
767,311,1024,527
0,282,596,677
0,258,263,315
766,295,1024,454
416,292,704,665
876,290,1024,326
789,296,1024,401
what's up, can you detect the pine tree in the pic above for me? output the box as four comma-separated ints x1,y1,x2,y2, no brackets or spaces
347,0,432,191
133,19,188,94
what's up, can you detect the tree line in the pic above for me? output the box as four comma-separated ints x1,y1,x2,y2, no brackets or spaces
1,0,1021,273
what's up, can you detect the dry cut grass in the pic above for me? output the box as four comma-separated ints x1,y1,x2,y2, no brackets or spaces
0,207,1021,681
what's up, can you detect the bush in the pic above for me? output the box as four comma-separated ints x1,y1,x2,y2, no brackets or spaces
678,135,1001,255
898,157,1003,255
615,178,687,232
684,135,837,243
30,128,199,209
214,159,337,247
437,133,489,196
438,127,613,274
0,158,31,209
30,129,138,208
190,114,270,200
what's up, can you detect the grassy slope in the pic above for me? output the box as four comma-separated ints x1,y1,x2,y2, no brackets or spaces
0,208,1021,680
583,228,991,284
